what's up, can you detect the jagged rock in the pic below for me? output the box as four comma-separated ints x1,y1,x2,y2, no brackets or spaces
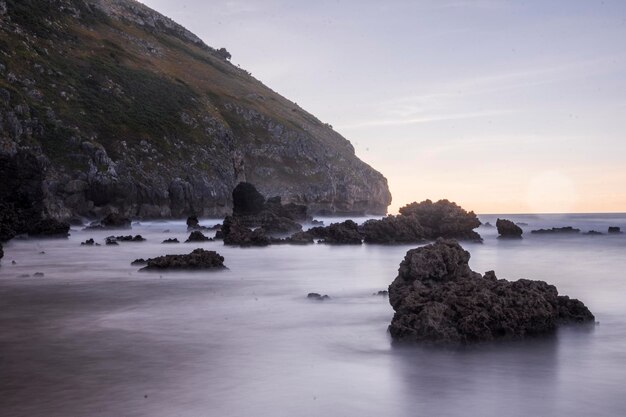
186,231,211,242
105,238,119,245
360,215,425,244
483,222,494,228
283,231,315,245
308,220,363,244
307,293,330,301
27,218,70,238
496,218,523,238
162,238,180,244
398,199,482,241
608,227,621,234
140,249,226,270
311,220,324,226
81,238,96,246
131,258,147,265
374,290,389,296
186,215,200,229
531,227,581,235
388,239,594,344
111,235,146,242
232,182,266,216
221,216,270,247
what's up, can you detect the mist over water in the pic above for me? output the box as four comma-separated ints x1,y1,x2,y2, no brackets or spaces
1,214,625,417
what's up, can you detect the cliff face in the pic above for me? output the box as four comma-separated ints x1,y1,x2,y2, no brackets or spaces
0,0,391,219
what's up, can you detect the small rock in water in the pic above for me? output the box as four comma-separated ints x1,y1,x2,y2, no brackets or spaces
18,274,30,278
162,238,180,244
496,218,523,238
81,238,95,246
131,258,147,266
105,238,119,245
373,290,389,297
482,222,494,228
307,293,330,301
585,230,603,235
33,272,45,277
185,231,211,242
608,226,621,234
140,249,226,271
531,226,581,235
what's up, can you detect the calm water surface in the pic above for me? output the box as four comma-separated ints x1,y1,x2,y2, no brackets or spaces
1,214,625,417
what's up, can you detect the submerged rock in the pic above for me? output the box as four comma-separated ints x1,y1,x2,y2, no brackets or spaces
140,249,226,271
307,293,330,301
531,227,581,235
110,235,146,242
186,231,211,242
496,218,523,238
86,213,132,230
585,230,603,236
162,238,180,244
388,239,594,344
374,290,389,297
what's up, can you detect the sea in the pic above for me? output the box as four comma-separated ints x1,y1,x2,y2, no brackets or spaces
1,213,625,417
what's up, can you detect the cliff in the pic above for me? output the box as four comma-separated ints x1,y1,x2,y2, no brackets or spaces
0,0,391,219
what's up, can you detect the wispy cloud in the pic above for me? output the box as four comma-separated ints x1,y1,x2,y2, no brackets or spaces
337,109,511,130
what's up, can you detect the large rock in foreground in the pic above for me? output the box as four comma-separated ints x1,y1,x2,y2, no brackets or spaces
140,249,226,271
388,239,594,344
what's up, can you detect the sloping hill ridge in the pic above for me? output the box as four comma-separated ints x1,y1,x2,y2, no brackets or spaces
0,0,391,219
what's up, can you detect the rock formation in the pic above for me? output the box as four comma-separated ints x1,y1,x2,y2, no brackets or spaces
221,216,270,247
140,249,226,270
398,199,482,241
531,227,581,235
608,227,621,234
388,239,594,344
360,215,425,244
185,231,211,242
0,0,391,221
496,218,523,238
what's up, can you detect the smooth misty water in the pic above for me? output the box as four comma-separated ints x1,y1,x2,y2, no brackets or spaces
1,214,626,417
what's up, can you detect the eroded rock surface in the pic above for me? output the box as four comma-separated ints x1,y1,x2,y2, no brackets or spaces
388,239,594,344
140,248,226,270
496,218,523,238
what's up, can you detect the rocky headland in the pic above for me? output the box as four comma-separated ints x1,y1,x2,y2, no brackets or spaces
0,0,391,225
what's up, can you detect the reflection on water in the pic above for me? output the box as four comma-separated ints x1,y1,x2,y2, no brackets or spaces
0,214,625,416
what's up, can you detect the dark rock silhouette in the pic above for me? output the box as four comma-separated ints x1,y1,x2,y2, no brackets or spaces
307,293,330,301
585,231,603,236
374,290,389,296
140,249,226,270
131,258,147,265
608,227,621,234
398,199,482,241
531,227,580,235
388,239,594,344
162,238,180,244
81,238,96,246
307,220,363,244
360,215,424,244
221,216,270,247
105,238,119,245
233,182,266,216
496,218,523,238
186,231,211,242
483,222,494,228
110,235,146,242
0,243,3,261
27,218,70,238
86,213,132,230
186,215,200,229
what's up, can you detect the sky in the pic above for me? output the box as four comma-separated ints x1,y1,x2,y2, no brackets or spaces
142,0,626,214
